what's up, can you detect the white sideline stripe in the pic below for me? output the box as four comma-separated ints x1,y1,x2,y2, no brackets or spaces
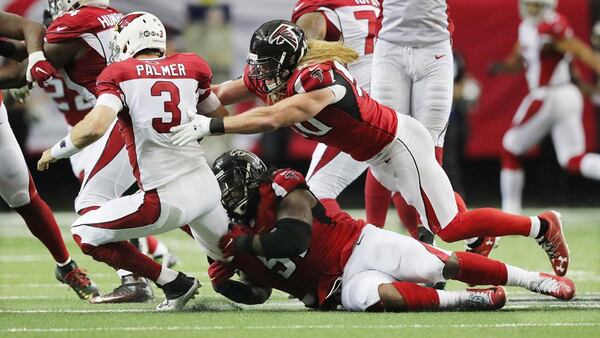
3,323,600,333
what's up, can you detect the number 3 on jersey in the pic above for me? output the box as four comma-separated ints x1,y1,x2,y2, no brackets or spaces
151,81,182,133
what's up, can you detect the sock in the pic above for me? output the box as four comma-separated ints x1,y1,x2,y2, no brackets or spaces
319,198,342,217
505,265,538,288
500,168,524,214
156,267,179,285
73,235,162,281
579,153,600,180
453,251,508,286
392,192,420,238
364,169,392,227
528,217,540,238
389,282,440,311
436,290,463,310
436,208,532,242
14,194,70,263
56,257,72,267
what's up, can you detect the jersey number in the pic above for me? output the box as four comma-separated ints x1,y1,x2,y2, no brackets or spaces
257,251,307,279
354,10,378,55
45,79,94,112
293,118,333,137
151,81,181,133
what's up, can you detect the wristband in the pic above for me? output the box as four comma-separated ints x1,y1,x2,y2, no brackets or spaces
0,40,16,58
209,117,225,134
50,134,79,159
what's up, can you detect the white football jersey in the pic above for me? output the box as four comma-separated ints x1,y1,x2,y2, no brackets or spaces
519,14,572,90
96,53,219,190
377,0,452,46
292,0,382,92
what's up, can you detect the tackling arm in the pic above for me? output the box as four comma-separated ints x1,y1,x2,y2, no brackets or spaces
211,78,255,106
0,12,45,55
222,87,335,134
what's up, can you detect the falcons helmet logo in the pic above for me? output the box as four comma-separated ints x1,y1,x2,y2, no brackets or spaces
268,23,300,50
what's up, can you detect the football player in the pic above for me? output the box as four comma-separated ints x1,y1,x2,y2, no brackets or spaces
490,0,600,214
208,150,575,312
172,20,571,277
290,0,378,219
0,0,166,303
0,10,98,299
37,12,230,311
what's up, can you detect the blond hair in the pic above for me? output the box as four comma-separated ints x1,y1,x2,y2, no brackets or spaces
268,40,358,103
297,39,359,69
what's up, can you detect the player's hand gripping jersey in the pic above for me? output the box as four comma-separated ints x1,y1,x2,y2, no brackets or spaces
95,53,217,190
244,61,398,161
230,169,365,308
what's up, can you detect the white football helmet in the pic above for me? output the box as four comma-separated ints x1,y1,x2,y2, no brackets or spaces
519,0,557,21
112,12,166,62
48,0,109,18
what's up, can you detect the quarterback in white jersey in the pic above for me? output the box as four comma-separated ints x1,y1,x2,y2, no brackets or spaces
38,12,229,311
291,0,380,215
491,0,600,214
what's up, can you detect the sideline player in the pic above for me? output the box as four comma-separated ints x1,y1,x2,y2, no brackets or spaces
172,20,571,277
208,150,575,312
0,10,98,299
290,0,379,216
490,0,600,214
37,12,230,311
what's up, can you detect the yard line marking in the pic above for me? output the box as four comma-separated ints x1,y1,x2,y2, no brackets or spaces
3,323,600,333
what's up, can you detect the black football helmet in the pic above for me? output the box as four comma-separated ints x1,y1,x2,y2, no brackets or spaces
247,20,308,94
211,149,268,224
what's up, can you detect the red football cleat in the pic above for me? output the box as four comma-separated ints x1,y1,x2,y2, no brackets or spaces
460,287,507,311
537,210,569,276
528,272,576,301
466,237,499,257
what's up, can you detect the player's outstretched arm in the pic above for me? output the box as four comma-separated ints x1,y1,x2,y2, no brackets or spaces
37,97,119,171
211,78,255,106
0,12,45,55
170,86,336,146
555,36,600,75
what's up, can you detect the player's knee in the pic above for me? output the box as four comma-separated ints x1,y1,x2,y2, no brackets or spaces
72,233,95,255
377,283,407,312
502,132,525,158
435,216,462,242
307,182,338,200
7,191,32,209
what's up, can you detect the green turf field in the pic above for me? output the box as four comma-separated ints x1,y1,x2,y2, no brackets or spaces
1,208,599,338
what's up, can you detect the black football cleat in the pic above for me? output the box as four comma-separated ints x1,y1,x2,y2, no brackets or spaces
156,272,200,311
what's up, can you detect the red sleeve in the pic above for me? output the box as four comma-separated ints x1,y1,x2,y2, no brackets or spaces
46,11,92,43
271,169,308,198
242,65,257,92
95,65,124,101
189,54,213,101
287,63,335,96
538,15,570,40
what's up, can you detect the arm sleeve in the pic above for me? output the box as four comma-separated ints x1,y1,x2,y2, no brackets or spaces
258,218,312,259
538,16,571,40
